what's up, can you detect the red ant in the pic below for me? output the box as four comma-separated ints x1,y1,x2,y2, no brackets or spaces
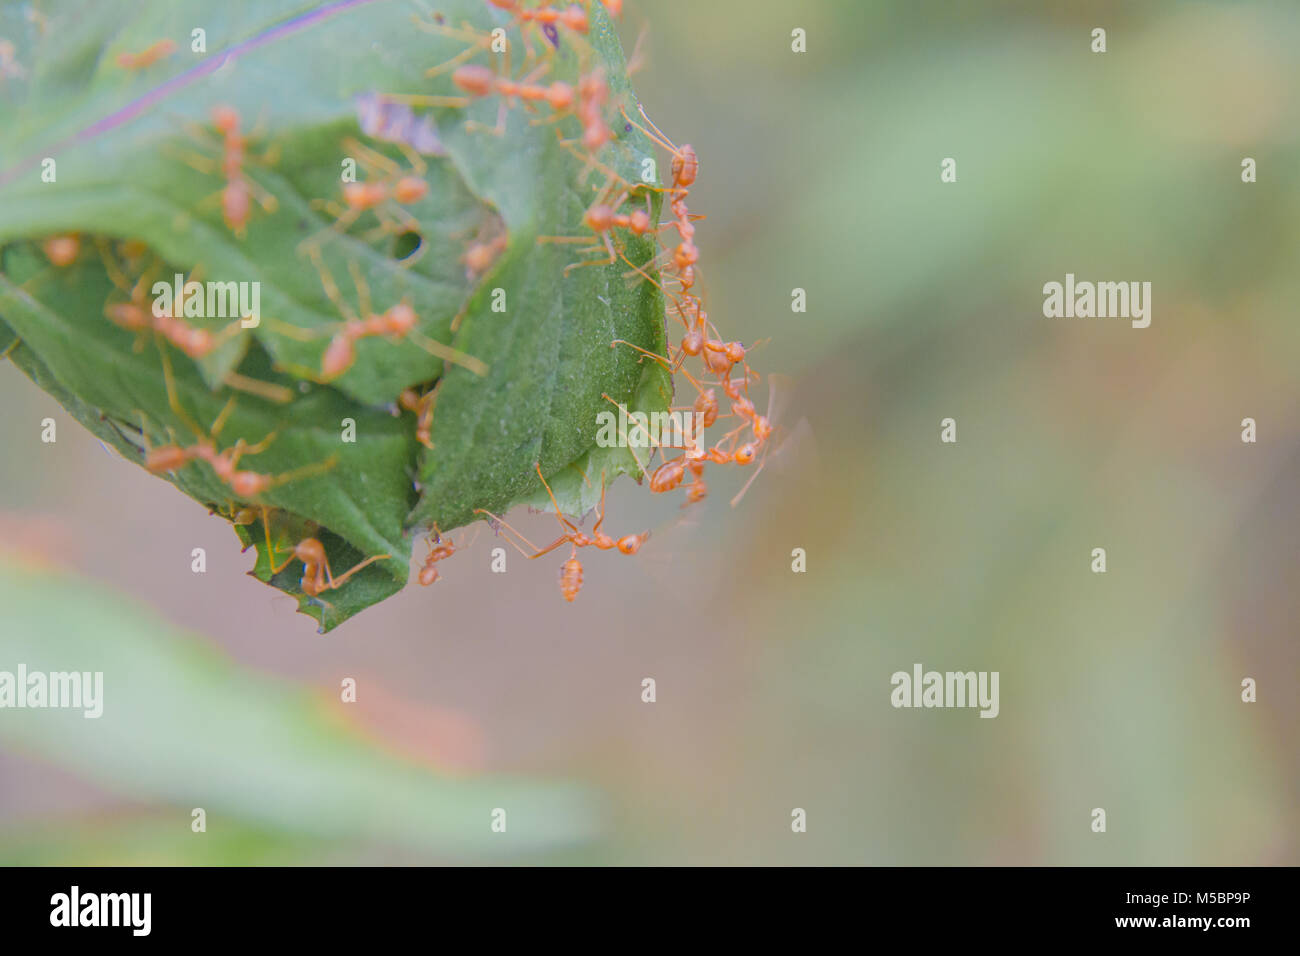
116,39,175,70
540,185,654,275
173,106,279,238
417,524,456,585
271,247,488,380
139,347,338,499
98,245,243,360
267,536,391,598
312,137,430,247
398,380,441,448
42,234,79,267
451,63,575,112
474,463,648,602
491,0,589,35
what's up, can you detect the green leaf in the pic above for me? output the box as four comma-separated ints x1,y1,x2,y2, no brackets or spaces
0,0,671,629
0,556,598,857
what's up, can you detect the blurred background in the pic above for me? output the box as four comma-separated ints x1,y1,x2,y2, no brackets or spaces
2,0,1297,864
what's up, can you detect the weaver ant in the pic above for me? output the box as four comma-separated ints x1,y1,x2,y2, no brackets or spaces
173,105,279,238
116,39,175,70
306,137,431,252
139,346,337,500
417,524,457,585
474,463,648,602
272,246,487,380
98,244,243,360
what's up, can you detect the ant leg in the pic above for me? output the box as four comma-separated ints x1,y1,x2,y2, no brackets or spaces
562,233,617,276
618,252,692,320
730,444,770,508
380,92,469,109
306,246,360,323
221,371,294,405
533,462,582,536
207,394,239,440
260,316,320,342
342,136,402,180
322,551,392,590
154,342,204,439
242,175,279,214
622,104,680,155
591,473,609,535
405,327,489,376
397,141,428,178
346,259,372,321
472,508,554,557
261,454,340,491
611,337,692,376
264,510,300,575
415,20,492,78
599,393,653,475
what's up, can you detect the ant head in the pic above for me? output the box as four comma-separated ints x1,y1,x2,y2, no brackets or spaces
561,4,588,32
617,532,648,555
583,203,616,232
546,82,574,111
582,124,612,152
452,64,496,97
463,242,496,275
211,105,239,134
579,69,607,98
385,302,417,334
673,241,699,270
145,445,190,474
393,177,428,205
43,235,79,267
734,443,758,466
230,470,270,498
725,341,746,364
180,328,213,358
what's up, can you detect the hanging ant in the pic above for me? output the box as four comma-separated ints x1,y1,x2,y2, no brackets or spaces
266,536,391,598
417,524,457,585
474,463,648,602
